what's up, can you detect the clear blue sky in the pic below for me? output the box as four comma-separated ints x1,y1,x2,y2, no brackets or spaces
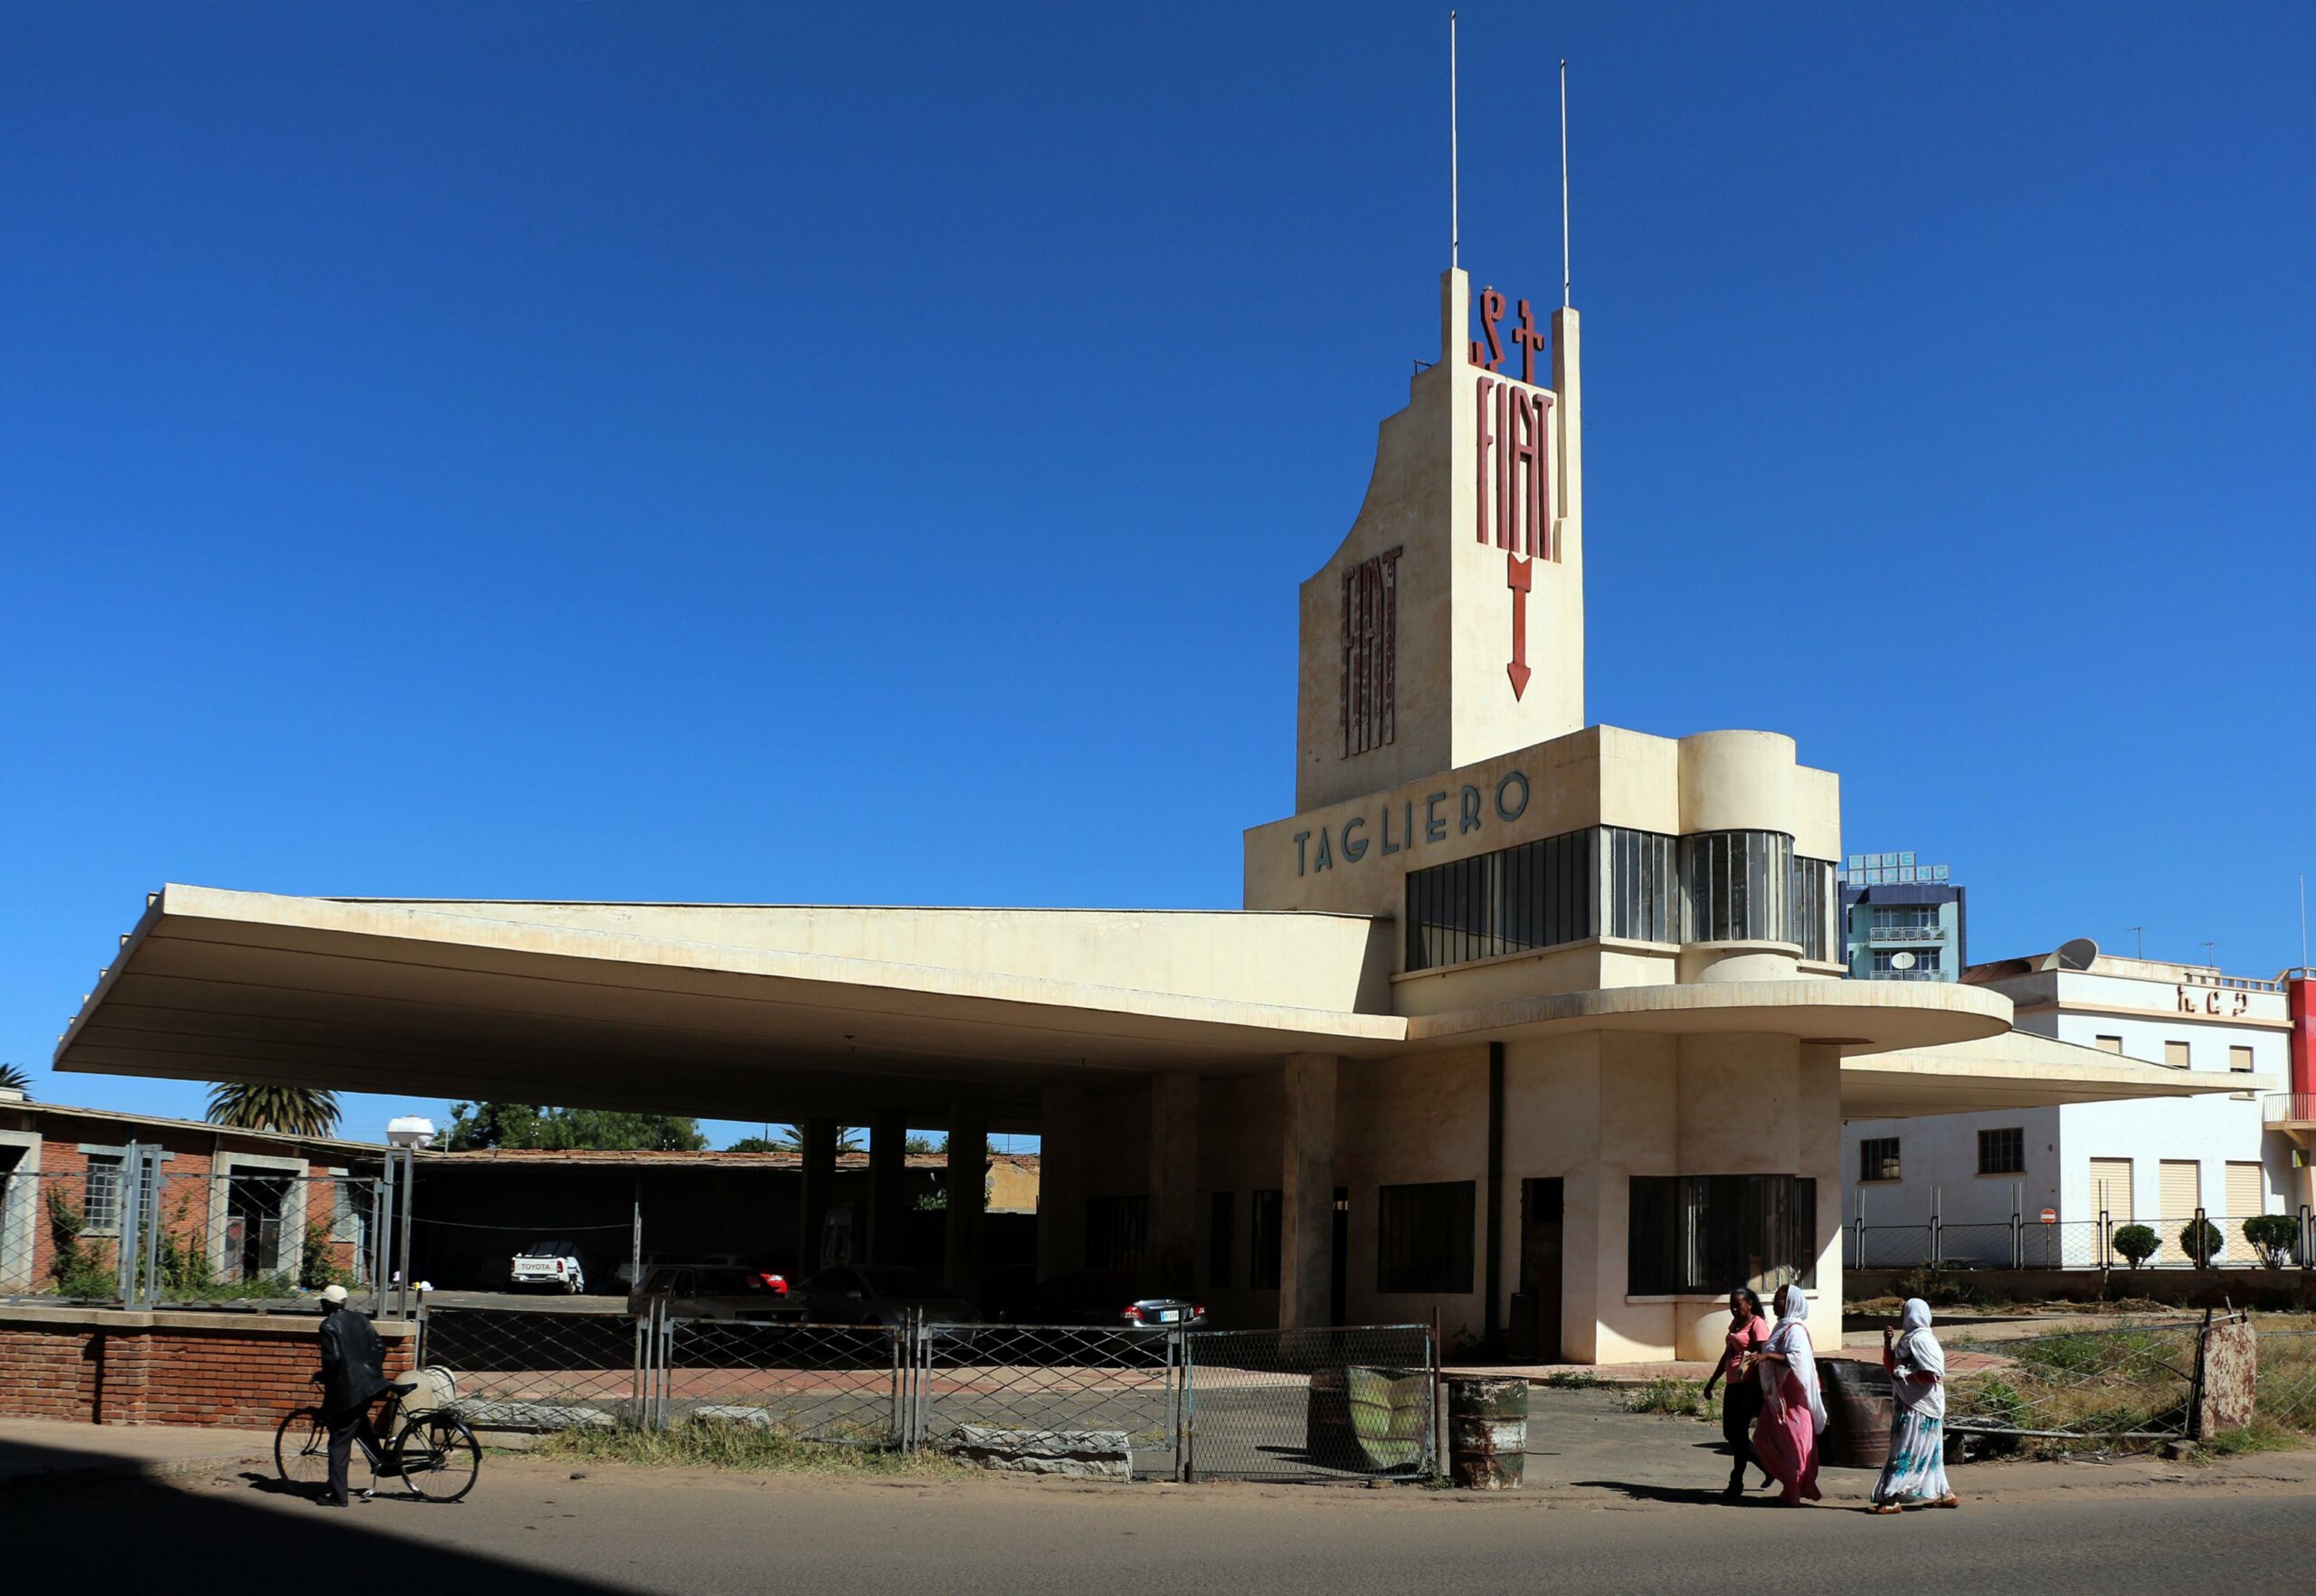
3,4,2311,1148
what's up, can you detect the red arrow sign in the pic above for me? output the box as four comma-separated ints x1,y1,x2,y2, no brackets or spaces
1505,550,1532,699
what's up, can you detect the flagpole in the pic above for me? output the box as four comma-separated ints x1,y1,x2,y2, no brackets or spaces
1559,59,1571,308
1449,12,1461,270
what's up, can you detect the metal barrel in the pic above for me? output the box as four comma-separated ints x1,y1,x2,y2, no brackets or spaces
1818,1358,1894,1470
1445,1375,1528,1488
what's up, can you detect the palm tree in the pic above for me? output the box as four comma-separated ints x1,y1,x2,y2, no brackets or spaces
0,1063,30,1098
204,1082,341,1137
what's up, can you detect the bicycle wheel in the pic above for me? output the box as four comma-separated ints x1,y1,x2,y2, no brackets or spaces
394,1413,480,1503
274,1408,329,1492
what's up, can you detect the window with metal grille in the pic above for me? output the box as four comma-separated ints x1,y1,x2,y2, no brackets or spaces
1789,856,1835,961
1859,1137,1901,1183
81,1154,124,1235
1375,1181,1476,1294
1084,1195,1149,1271
1339,546,1402,758
1248,1189,1283,1289
1977,1127,2025,1176
1207,1191,1234,1288
1627,1174,1818,1296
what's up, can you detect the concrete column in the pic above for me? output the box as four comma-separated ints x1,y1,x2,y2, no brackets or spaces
1280,1053,1338,1329
944,1104,988,1306
1149,1073,1201,1293
1038,1086,1087,1282
868,1112,908,1266
798,1118,836,1274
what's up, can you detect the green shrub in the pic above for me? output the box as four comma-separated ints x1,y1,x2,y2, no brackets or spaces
45,1187,118,1299
2243,1214,2299,1269
1622,1378,1704,1417
2112,1224,2159,1268
2178,1218,2224,1268
300,1219,357,1290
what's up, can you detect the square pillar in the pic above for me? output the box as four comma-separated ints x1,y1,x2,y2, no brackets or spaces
944,1104,988,1306
1149,1073,1201,1293
868,1112,908,1266
798,1118,837,1274
1280,1053,1338,1329
1038,1086,1087,1283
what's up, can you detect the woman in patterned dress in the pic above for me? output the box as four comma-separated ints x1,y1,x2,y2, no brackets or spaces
1870,1297,1959,1514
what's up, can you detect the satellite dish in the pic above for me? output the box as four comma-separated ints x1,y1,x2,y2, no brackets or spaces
1890,950,1916,971
2057,937,2100,972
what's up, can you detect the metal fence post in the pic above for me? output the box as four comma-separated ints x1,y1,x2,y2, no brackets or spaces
113,1140,142,1306
2194,1205,2210,1268
2302,1203,2312,1270
2100,1208,2112,1277
1180,1327,1197,1483
2010,1183,2023,1271
139,1150,165,1307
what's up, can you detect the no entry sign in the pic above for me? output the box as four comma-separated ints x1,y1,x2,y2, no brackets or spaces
2041,1208,2058,1224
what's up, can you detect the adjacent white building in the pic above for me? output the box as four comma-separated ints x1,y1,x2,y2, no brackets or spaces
1845,944,2301,1266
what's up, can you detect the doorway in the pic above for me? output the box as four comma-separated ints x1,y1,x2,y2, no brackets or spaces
1329,1187,1349,1325
1513,1178,1563,1363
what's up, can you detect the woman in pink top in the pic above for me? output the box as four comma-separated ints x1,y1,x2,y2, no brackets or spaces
1701,1287,1773,1499
1750,1283,1827,1506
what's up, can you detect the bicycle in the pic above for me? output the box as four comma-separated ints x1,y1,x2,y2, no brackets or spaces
276,1371,481,1504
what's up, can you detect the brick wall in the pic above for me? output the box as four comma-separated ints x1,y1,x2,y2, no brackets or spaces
0,1308,414,1427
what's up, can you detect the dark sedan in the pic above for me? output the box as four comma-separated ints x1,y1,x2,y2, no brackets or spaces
796,1266,981,1328
1001,1270,1206,1328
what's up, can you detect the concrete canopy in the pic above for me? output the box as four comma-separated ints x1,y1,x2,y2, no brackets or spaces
52,886,2248,1128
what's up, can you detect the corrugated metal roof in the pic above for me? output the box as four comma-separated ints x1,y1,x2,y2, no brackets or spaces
418,1146,1040,1172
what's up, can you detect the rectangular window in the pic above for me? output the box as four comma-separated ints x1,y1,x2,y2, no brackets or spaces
81,1154,124,1235
1977,1127,2025,1176
1375,1181,1476,1294
1870,948,1941,977
2230,1046,2255,1074
1207,1191,1234,1288
1858,1137,1901,1183
2094,1035,2123,1054
1869,906,1940,930
1085,1195,1149,1272
1405,827,1600,971
1339,546,1402,758
1626,1174,1818,1297
2226,1162,2264,1223
2158,1160,2201,1223
2164,1040,2191,1069
1248,1190,1283,1289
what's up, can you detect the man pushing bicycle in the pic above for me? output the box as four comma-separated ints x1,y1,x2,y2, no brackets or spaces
315,1282,388,1506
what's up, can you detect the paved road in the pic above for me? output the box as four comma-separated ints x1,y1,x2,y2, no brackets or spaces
8,1441,2314,1595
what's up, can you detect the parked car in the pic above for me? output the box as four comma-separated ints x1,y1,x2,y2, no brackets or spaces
1001,1270,1206,1328
797,1266,981,1328
626,1261,803,1322
508,1241,594,1295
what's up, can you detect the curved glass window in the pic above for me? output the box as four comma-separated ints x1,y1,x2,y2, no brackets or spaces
1680,831,1793,943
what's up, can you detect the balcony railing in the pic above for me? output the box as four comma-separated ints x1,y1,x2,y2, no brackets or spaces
1865,968,1950,982
2264,1094,2316,1126
1865,925,1945,944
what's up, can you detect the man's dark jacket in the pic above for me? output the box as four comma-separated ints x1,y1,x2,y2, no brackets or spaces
318,1307,388,1413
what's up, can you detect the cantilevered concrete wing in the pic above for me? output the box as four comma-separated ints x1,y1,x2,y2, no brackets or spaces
1837,1031,2278,1117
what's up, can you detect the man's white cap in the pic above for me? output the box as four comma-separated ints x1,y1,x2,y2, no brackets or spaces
319,1284,350,1305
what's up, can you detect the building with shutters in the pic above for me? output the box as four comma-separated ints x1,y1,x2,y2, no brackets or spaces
47,269,2262,1363
1843,947,2316,1265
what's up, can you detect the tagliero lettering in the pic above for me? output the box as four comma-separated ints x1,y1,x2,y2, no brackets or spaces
1291,770,1530,876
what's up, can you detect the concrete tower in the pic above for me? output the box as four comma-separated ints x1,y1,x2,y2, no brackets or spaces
1296,269,1584,812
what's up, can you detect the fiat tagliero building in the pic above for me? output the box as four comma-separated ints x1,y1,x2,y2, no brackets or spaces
53,270,2259,1363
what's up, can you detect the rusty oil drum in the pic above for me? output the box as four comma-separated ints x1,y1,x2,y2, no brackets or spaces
1446,1375,1528,1488
1817,1358,1895,1471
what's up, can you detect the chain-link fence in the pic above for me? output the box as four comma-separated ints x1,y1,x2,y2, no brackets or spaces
1,1164,394,1306
1852,1210,2316,1273
1183,1325,1437,1482
412,1301,1437,1482
914,1322,1181,1458
655,1314,905,1444
2255,1327,2316,1428
419,1305,648,1431
1943,1319,2201,1442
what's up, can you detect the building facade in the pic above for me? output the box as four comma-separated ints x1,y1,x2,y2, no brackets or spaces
1843,948,2315,1266
1840,852,1964,983
52,270,2239,1363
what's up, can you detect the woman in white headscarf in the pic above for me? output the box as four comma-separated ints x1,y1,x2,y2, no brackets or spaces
1750,1282,1826,1506
1869,1297,1958,1513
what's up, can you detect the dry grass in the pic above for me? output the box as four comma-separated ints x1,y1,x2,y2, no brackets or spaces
532,1417,981,1478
